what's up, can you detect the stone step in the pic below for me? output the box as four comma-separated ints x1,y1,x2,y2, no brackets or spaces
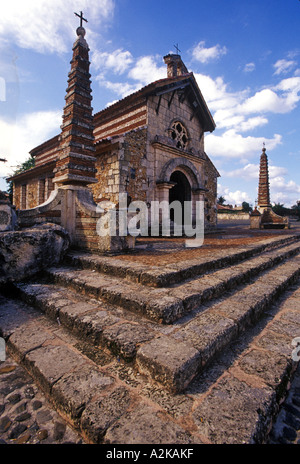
45,240,300,324
1,277,300,444
136,254,300,393
14,281,160,362
64,234,300,287
15,244,300,391
0,296,198,444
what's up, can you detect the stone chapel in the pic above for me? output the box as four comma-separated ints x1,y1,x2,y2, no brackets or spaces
8,20,219,250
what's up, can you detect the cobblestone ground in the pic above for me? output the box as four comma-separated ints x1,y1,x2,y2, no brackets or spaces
0,357,85,444
268,364,300,444
1,353,300,444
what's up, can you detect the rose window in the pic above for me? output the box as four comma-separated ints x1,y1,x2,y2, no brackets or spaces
170,122,188,149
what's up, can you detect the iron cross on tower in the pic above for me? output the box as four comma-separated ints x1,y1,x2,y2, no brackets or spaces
74,11,88,27
174,43,181,54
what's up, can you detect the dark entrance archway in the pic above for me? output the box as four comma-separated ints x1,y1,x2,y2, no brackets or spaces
169,170,192,224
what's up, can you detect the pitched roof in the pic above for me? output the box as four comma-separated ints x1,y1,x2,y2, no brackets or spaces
94,73,216,133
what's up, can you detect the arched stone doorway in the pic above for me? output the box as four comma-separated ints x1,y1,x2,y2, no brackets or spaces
169,170,192,223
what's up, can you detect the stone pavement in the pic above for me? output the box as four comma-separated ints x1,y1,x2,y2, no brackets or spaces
268,363,300,444
0,357,84,444
1,347,300,445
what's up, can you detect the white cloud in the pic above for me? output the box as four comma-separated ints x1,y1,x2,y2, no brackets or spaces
206,130,282,160
96,54,166,99
0,0,115,54
92,49,133,74
270,177,300,206
96,77,141,99
128,56,165,85
244,62,255,73
191,41,227,64
240,77,300,114
0,110,61,184
273,59,297,75
222,163,287,180
217,184,252,206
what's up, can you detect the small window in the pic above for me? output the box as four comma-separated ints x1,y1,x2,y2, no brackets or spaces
21,184,27,209
170,121,188,149
38,178,46,204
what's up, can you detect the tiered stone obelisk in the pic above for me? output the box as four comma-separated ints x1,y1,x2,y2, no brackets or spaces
250,145,289,229
257,145,271,211
52,16,98,242
18,14,134,252
54,20,96,187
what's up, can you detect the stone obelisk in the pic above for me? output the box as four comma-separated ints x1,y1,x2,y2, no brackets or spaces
53,13,97,187
257,144,271,212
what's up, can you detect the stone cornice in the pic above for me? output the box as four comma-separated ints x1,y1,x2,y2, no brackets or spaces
151,138,205,164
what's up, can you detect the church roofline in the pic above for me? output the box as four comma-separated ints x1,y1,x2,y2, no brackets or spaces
29,134,60,157
7,160,56,182
94,73,216,133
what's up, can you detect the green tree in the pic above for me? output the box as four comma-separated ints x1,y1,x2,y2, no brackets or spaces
242,201,252,213
6,155,35,202
291,202,300,220
272,202,288,217
217,195,226,205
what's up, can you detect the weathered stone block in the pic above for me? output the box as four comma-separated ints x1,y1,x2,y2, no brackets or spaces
136,336,201,393
52,364,114,422
80,386,132,443
7,321,55,363
24,345,86,395
0,201,17,232
192,375,275,444
102,322,154,360
0,223,70,284
104,403,195,444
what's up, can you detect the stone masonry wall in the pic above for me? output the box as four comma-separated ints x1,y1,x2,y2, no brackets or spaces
92,147,120,204
92,129,148,206
122,129,148,203
13,176,55,211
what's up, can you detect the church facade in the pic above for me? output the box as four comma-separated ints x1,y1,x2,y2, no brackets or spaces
9,52,219,233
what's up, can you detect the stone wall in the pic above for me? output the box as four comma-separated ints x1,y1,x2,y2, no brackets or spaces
13,175,54,210
122,129,148,203
218,212,250,221
92,128,148,206
92,144,120,204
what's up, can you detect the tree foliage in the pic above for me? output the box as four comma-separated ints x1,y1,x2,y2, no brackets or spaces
242,201,252,213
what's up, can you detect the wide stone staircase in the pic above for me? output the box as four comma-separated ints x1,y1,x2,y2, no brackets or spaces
1,232,300,444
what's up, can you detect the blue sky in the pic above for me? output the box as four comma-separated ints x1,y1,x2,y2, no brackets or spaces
0,0,300,207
